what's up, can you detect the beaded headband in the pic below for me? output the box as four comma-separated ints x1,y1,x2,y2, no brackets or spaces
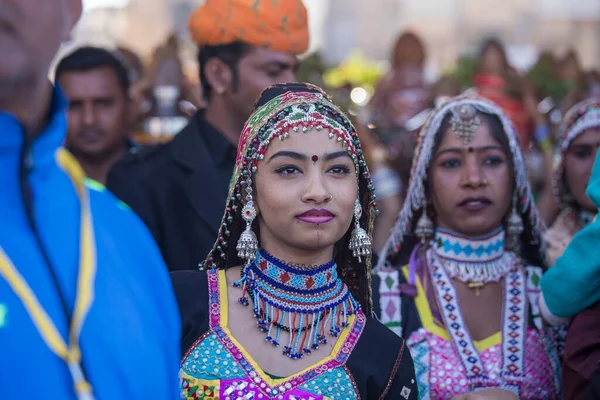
553,97,600,206
375,92,546,270
202,83,378,312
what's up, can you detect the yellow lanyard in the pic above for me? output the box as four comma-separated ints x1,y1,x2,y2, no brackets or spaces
0,149,96,400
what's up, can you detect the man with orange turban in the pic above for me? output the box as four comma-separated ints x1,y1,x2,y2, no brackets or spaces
108,0,309,272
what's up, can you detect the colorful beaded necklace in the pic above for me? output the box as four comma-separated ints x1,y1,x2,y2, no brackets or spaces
432,228,515,295
234,249,361,360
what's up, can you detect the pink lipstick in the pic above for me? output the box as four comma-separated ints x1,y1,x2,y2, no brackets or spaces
296,209,335,224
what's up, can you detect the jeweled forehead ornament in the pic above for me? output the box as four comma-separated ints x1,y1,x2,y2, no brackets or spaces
450,104,481,145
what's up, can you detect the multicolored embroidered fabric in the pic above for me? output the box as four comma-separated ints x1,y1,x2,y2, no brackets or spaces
179,269,364,399
396,265,560,399
181,333,357,400
408,328,559,399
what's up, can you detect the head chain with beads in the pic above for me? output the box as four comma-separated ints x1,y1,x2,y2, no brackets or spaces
375,92,547,271
200,87,378,313
552,97,600,207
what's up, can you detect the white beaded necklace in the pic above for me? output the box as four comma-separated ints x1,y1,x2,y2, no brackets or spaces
432,228,515,293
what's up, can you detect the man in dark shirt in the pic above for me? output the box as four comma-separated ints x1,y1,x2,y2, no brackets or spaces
107,0,309,271
56,47,135,185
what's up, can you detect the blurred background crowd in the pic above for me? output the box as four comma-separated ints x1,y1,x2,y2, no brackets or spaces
55,0,600,249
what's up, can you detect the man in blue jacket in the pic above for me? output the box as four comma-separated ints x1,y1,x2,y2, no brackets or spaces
0,1,180,399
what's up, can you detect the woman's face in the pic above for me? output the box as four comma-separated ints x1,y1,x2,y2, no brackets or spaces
564,127,600,212
430,117,513,236
480,45,506,76
253,127,358,258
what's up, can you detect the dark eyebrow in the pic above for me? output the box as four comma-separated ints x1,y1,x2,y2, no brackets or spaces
262,61,296,71
268,150,352,163
268,151,307,162
436,145,504,156
570,141,598,148
323,151,352,161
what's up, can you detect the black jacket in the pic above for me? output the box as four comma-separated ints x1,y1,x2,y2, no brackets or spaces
107,111,236,271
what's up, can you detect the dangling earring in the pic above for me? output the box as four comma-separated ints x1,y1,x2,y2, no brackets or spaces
349,199,371,262
415,201,434,243
236,180,259,262
506,194,524,252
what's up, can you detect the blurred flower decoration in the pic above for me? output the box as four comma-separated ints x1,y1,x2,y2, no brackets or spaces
526,55,574,102
323,50,387,108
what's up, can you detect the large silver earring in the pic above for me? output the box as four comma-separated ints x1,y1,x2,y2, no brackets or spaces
236,182,259,262
506,194,524,251
415,202,434,243
349,199,371,262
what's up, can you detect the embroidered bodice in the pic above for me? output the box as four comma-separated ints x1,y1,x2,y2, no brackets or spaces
376,231,562,399
178,269,418,400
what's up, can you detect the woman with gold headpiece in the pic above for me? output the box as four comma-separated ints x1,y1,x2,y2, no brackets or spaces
171,83,417,399
546,97,600,265
373,93,561,399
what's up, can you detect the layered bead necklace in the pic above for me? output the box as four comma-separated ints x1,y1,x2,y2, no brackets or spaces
431,227,516,295
234,249,361,360
427,227,525,393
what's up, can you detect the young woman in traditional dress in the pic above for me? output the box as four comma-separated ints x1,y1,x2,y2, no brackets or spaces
545,97,600,265
374,92,561,399
171,83,417,399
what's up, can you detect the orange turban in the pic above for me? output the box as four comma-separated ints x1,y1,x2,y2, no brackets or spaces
189,0,309,54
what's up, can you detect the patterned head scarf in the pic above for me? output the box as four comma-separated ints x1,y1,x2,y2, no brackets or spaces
553,97,600,207
189,0,309,54
201,83,378,313
375,92,546,270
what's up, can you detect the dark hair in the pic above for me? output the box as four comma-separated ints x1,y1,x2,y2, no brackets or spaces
477,37,509,75
198,42,252,101
55,47,130,93
391,31,426,68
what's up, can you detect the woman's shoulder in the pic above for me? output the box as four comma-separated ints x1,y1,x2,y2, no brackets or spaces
170,269,210,308
347,314,417,399
348,314,408,369
364,314,407,347
170,269,212,354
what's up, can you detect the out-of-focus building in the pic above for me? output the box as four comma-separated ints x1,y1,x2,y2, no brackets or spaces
322,0,600,80
65,0,599,82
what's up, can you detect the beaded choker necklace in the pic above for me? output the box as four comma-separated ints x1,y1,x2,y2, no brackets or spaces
432,228,515,294
234,249,361,360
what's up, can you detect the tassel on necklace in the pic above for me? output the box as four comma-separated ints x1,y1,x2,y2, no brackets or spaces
234,249,361,360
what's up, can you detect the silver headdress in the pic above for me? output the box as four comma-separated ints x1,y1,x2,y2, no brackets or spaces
375,92,546,271
450,103,481,144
